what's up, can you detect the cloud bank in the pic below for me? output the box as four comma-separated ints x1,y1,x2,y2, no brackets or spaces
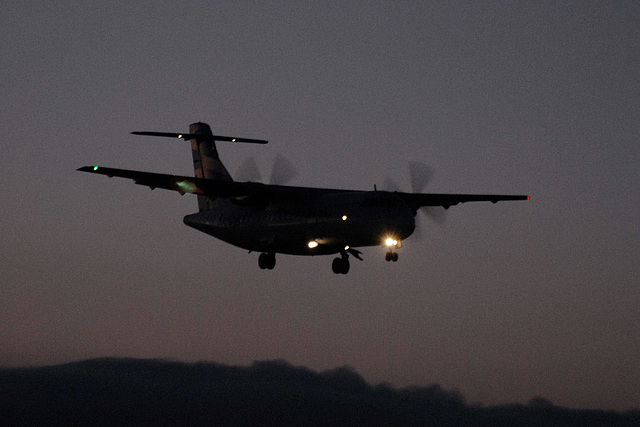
1,358,637,426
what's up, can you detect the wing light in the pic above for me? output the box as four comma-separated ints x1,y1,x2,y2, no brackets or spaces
385,237,398,247
308,241,319,249
342,215,348,221
175,180,203,195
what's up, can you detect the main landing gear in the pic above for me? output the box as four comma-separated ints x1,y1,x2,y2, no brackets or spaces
385,251,399,262
258,252,276,270
332,255,350,275
258,248,363,274
332,248,363,275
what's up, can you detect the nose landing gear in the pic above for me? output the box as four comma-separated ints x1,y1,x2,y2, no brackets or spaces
385,251,399,262
384,237,400,262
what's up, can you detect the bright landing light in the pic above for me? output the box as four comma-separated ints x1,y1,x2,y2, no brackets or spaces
308,241,319,249
385,237,398,247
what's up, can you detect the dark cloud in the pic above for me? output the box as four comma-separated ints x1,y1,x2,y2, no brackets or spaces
1,358,637,426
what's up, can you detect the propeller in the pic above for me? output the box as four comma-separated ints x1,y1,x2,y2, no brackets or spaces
409,161,434,193
236,153,299,185
408,161,446,225
383,162,434,194
383,162,447,234
270,153,299,185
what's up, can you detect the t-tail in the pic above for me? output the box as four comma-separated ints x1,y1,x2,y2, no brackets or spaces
131,122,268,211
188,122,233,211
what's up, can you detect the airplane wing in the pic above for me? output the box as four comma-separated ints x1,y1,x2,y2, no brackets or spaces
78,166,528,208
77,166,247,197
398,192,529,211
77,165,338,204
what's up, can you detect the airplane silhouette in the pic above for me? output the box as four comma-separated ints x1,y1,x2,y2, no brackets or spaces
78,122,528,274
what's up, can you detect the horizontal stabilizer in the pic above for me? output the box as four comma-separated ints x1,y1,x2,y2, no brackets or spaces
131,131,268,144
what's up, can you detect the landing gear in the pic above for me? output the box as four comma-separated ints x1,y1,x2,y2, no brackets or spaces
258,252,276,270
332,256,350,274
385,251,399,262
332,247,362,274
383,237,400,262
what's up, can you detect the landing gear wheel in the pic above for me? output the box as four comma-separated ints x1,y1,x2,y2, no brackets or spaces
332,257,350,274
258,252,276,270
385,252,399,262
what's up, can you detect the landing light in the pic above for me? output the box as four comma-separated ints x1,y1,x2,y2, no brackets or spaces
385,237,398,247
342,215,348,221
308,241,319,249
178,134,182,139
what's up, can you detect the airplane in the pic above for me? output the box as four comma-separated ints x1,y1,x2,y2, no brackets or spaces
78,122,529,274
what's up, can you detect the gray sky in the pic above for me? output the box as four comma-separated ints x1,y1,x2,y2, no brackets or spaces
2,1,638,411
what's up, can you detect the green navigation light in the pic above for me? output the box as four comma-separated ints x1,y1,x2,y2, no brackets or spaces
93,166,99,171
176,180,197,193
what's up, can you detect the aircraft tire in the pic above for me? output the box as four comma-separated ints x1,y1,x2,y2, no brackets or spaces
259,253,276,270
332,257,349,274
341,258,350,274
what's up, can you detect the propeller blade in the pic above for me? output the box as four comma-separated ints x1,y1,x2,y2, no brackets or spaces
409,161,434,193
422,207,447,225
408,161,445,226
270,153,299,185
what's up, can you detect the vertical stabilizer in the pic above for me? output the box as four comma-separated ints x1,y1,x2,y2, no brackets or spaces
188,122,233,211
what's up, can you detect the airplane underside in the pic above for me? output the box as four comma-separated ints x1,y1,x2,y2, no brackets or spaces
182,198,415,274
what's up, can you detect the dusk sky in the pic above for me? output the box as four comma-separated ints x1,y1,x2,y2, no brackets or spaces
2,1,638,411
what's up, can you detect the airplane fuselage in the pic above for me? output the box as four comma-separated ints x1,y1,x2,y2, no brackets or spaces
183,190,415,256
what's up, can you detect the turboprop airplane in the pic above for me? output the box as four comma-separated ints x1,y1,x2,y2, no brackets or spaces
78,122,529,274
